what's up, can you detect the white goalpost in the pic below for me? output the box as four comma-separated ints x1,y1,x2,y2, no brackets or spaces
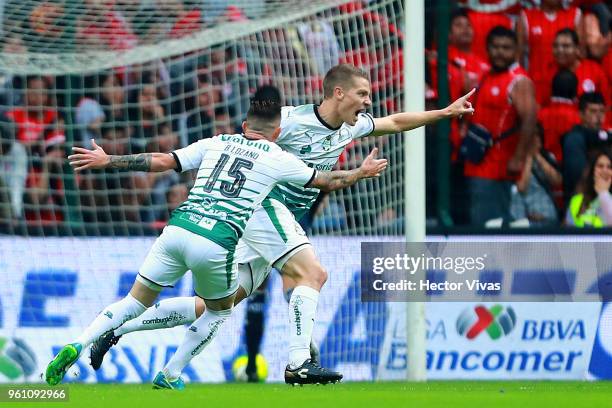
403,0,427,382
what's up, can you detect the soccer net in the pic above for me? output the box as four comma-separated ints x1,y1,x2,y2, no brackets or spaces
0,0,411,383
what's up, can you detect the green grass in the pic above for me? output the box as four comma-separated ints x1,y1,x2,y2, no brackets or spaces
3,381,611,408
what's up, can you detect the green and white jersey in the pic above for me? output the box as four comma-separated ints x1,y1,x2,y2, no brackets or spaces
268,104,375,220
169,134,316,250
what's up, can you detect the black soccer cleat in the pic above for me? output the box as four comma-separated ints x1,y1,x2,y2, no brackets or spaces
90,331,122,370
284,359,342,385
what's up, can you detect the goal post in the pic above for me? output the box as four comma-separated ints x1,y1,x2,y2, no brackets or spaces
403,0,427,382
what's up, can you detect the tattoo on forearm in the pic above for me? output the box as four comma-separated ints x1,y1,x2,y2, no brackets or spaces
108,154,152,171
317,170,359,191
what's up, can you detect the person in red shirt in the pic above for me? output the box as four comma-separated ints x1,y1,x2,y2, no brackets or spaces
5,76,59,155
430,9,491,160
517,0,583,105
467,9,514,62
76,0,138,51
551,28,611,106
537,69,581,163
24,132,65,225
464,26,537,226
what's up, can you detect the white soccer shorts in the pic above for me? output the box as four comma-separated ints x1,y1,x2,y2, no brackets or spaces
138,225,239,300
235,198,312,290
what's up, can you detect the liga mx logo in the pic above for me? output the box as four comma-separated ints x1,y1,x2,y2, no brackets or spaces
0,337,37,380
457,305,517,340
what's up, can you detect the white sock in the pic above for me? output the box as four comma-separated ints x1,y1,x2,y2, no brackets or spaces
163,308,232,379
114,297,197,336
75,294,147,348
288,286,319,368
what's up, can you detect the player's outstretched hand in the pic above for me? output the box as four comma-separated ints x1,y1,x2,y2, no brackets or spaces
68,139,110,171
446,88,475,118
359,147,388,178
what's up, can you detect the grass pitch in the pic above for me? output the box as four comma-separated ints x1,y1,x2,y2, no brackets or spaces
4,381,611,408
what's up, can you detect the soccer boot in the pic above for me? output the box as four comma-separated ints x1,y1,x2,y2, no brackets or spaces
45,343,82,386
90,331,122,370
152,371,185,390
284,358,342,385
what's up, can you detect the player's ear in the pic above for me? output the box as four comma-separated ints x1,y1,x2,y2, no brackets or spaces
334,86,344,100
241,121,248,133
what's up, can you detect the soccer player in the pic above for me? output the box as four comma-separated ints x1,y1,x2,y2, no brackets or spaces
88,64,475,385
46,97,388,389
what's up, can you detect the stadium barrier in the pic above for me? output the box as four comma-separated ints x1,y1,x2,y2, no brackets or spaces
0,236,610,383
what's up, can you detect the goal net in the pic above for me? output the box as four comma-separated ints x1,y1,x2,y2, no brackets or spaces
0,0,411,383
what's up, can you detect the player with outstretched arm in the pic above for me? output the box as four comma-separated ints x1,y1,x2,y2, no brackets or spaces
46,97,387,389
87,65,475,385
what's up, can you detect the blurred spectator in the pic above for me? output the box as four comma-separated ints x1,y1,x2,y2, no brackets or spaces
99,72,129,124
213,106,238,135
565,149,612,227
0,34,27,108
208,44,250,119
147,122,179,153
186,73,217,144
134,0,202,43
21,1,73,53
466,8,514,62
448,9,490,91
311,195,347,231
583,3,611,60
375,205,404,233
202,1,262,24
129,74,168,153
76,0,138,51
76,75,106,146
0,116,27,220
24,133,66,225
517,0,583,105
551,28,610,106
510,123,562,226
156,182,189,224
132,7,167,44
430,8,490,159
6,75,60,155
297,20,340,76
78,124,153,230
464,26,537,226
562,92,611,204
538,69,581,162
164,0,203,39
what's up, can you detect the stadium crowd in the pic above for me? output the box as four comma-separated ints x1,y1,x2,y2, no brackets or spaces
0,0,610,234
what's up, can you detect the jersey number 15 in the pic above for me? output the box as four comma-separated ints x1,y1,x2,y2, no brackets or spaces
203,153,254,198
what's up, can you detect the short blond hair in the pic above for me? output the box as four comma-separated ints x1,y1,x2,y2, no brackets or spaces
323,64,369,99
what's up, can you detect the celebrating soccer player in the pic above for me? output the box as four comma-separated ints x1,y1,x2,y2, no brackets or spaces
46,93,388,389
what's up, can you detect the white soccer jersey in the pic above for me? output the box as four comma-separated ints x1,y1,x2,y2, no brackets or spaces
269,104,375,219
169,134,315,249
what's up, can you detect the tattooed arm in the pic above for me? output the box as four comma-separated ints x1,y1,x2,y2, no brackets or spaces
68,139,177,172
308,148,388,192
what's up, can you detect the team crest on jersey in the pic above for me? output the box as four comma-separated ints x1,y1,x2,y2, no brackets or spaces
491,86,500,96
322,135,332,151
